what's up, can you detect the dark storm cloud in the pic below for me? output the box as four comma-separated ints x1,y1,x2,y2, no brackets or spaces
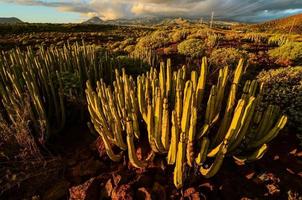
2,0,302,21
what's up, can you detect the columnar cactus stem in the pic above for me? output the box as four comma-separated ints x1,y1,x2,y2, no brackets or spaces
167,111,179,165
125,117,147,168
195,137,210,166
173,132,187,189
195,57,207,111
187,107,197,167
161,98,170,151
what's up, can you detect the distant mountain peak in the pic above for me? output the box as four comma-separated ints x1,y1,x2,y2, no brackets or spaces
82,17,104,24
0,17,23,24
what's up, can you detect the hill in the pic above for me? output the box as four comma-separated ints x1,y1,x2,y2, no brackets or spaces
236,13,302,34
82,17,104,25
0,17,23,24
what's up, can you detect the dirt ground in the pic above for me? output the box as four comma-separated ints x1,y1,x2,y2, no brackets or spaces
2,124,301,200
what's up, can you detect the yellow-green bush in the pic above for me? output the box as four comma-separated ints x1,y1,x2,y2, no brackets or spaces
177,38,205,58
257,66,302,135
135,30,171,50
268,42,302,65
170,29,190,43
124,45,135,54
209,48,248,68
205,33,221,49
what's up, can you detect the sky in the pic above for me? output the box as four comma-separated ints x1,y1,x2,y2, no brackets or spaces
1,0,302,23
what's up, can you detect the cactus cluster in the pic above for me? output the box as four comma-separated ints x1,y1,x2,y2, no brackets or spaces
243,33,268,44
86,57,287,189
268,34,289,46
0,43,116,143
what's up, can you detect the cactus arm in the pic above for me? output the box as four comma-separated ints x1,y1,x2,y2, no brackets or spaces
147,102,159,153
161,98,170,151
125,117,146,168
173,133,186,189
166,59,172,98
167,111,179,165
137,77,147,122
249,115,287,148
154,88,166,153
187,107,197,167
233,144,268,163
197,85,217,138
228,97,256,152
181,81,193,134
195,137,210,166
175,89,183,125
208,100,246,157
195,57,207,111
200,145,227,178
190,71,198,93
159,62,166,98
90,118,122,162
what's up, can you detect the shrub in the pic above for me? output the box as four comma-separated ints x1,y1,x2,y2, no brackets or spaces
124,45,135,53
205,34,221,49
209,48,248,68
177,38,205,58
187,29,209,40
135,30,171,50
116,56,149,75
257,66,302,140
268,42,302,65
243,33,268,44
170,29,190,43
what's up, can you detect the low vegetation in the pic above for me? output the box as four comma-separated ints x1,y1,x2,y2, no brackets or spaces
177,38,205,58
1,16,302,199
209,47,248,68
257,66,302,138
268,42,302,65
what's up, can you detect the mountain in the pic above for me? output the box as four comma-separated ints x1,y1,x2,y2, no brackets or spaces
82,16,241,27
107,16,167,26
82,17,104,25
236,13,302,34
158,17,191,26
0,17,23,24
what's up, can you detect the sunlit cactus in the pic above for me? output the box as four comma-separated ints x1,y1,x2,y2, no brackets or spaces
86,57,287,189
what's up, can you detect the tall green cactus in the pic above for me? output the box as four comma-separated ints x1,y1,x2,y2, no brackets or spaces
0,43,118,143
86,57,288,189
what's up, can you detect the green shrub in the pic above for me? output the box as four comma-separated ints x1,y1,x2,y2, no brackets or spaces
257,66,302,141
268,42,302,65
243,33,268,43
135,30,171,50
209,48,248,68
124,45,135,53
177,38,205,58
186,29,209,40
205,34,221,49
268,34,289,46
116,56,149,75
170,29,190,43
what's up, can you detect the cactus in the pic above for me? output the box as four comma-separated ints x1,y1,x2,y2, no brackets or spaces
85,57,288,189
0,43,120,143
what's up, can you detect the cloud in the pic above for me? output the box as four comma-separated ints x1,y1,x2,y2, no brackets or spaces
3,0,302,22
